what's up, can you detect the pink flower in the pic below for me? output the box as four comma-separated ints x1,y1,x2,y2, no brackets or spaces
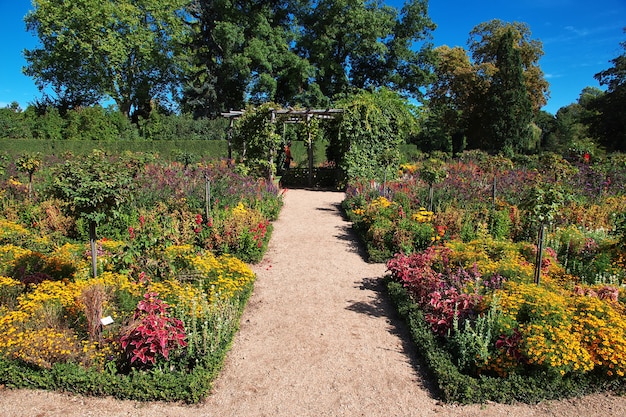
138,271,149,284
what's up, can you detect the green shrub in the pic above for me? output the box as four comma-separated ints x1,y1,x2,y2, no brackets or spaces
488,209,511,240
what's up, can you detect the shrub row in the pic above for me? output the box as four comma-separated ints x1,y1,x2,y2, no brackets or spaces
386,279,625,404
0,139,229,161
0,282,252,403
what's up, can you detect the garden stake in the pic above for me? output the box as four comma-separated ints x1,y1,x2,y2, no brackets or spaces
89,220,98,278
534,223,545,285
205,174,211,220
492,172,497,210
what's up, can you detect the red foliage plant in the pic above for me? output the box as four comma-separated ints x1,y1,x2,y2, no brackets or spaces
387,247,484,336
120,292,187,366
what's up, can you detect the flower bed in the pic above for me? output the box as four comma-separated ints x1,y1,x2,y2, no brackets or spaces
344,151,626,402
0,154,281,402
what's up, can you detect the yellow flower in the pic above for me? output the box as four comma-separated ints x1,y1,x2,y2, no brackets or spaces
232,202,247,216
412,208,434,223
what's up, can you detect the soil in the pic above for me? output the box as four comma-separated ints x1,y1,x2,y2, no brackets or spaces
1,188,625,417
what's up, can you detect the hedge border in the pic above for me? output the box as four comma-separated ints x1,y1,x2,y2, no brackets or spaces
0,282,254,403
385,278,626,404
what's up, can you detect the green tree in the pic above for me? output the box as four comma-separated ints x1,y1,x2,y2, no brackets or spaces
24,0,190,120
425,20,548,153
24,103,65,141
181,0,314,118
16,153,42,200
183,0,436,116
422,46,482,154
419,157,447,211
0,102,31,139
64,106,120,141
50,150,134,277
586,30,626,151
481,29,534,154
549,88,602,155
534,110,556,150
468,19,549,112
297,0,435,102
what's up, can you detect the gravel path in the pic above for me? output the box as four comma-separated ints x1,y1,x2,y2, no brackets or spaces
1,189,625,416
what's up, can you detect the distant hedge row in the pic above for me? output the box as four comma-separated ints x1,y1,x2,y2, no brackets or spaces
0,139,419,165
0,139,230,160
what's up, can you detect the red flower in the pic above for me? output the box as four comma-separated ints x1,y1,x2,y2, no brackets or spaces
195,214,203,225
129,227,135,239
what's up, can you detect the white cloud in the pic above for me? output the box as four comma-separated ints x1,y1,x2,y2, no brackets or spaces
564,25,590,37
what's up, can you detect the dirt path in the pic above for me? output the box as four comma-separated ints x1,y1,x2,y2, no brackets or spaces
2,189,626,416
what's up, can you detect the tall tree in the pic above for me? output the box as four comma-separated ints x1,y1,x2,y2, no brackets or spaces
587,30,626,151
297,0,435,103
468,19,549,112
24,0,190,120
424,20,548,153
481,28,534,153
0,102,31,139
544,87,602,154
181,0,315,118
423,45,483,153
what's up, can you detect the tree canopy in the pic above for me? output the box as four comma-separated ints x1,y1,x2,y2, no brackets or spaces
423,19,548,154
24,0,191,120
297,0,436,102
22,2,626,161
481,28,534,154
586,30,626,151
23,0,437,120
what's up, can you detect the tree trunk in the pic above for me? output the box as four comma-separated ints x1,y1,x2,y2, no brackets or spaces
205,175,211,221
28,172,34,200
492,172,497,210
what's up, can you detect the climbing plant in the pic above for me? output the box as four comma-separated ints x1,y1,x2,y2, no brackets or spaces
330,88,418,182
233,103,283,180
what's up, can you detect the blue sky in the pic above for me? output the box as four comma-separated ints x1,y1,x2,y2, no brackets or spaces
0,0,624,114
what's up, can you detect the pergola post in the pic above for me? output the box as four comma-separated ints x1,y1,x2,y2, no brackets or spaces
221,110,245,162
306,113,314,187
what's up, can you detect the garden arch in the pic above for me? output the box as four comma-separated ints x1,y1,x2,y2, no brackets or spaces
222,108,343,186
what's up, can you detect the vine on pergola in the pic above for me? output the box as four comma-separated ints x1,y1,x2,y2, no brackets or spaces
224,106,343,184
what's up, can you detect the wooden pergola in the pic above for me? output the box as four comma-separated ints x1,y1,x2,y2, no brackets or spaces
222,108,344,185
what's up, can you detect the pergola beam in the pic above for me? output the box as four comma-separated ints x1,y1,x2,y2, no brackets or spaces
221,108,343,121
